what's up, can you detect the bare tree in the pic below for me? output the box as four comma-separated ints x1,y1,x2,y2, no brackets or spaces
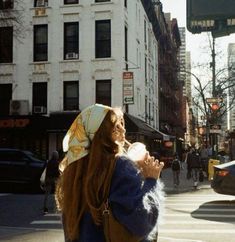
186,34,235,128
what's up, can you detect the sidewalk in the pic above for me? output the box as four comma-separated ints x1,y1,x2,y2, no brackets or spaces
160,166,211,194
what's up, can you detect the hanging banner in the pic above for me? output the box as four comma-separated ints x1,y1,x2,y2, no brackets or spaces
123,71,134,105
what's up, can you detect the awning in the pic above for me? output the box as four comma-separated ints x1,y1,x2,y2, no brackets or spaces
152,129,175,141
124,113,174,140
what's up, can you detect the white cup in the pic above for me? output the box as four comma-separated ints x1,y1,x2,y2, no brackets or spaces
127,142,147,162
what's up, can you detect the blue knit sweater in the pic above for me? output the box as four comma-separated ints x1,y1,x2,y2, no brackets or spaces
67,155,161,242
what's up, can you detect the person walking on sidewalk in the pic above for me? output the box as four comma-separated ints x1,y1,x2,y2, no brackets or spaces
171,153,181,188
199,144,209,178
186,148,202,188
43,150,60,214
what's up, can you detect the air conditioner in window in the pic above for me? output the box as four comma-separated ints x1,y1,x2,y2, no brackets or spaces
10,100,29,116
34,106,47,114
36,0,48,7
65,52,78,60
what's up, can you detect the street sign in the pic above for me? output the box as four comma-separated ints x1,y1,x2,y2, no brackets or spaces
206,97,223,103
123,72,134,105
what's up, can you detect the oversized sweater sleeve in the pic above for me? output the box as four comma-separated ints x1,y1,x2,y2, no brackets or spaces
108,156,160,238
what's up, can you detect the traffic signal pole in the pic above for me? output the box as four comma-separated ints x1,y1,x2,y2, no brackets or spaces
211,36,218,158
212,37,216,97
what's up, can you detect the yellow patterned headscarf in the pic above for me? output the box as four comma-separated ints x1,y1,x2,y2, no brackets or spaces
60,104,111,172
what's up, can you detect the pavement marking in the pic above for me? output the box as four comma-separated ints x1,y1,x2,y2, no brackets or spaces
0,225,62,232
166,197,235,200
165,203,235,206
164,213,235,218
166,208,235,212
159,236,204,242
44,213,61,217
31,220,62,225
161,220,234,225
159,229,235,234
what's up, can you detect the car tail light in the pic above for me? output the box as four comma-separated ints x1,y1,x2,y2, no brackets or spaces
217,170,229,176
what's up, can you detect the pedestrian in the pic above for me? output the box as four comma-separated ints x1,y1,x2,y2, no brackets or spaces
43,150,60,214
186,148,202,188
55,104,164,242
199,144,209,177
171,153,181,187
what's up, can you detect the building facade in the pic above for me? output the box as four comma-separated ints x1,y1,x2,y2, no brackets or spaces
0,0,168,158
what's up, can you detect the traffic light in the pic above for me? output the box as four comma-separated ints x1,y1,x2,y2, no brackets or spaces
211,103,219,112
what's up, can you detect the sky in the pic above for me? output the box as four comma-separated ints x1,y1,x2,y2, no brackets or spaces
162,0,235,82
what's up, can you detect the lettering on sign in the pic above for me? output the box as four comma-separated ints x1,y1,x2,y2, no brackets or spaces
123,71,134,105
0,119,30,128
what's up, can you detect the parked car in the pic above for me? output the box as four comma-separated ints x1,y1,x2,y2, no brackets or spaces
0,148,46,190
211,160,235,196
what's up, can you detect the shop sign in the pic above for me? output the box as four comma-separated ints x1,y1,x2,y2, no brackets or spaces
0,119,30,128
123,71,134,104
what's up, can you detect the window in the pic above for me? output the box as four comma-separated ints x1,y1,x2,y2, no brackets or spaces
95,0,110,2
95,20,111,58
64,81,79,110
32,82,47,114
34,25,48,62
0,84,12,115
0,0,13,9
64,0,78,4
0,27,13,63
34,0,48,7
96,80,111,106
64,22,79,60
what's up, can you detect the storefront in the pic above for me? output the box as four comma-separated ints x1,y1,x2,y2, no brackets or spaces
0,116,49,159
124,113,175,159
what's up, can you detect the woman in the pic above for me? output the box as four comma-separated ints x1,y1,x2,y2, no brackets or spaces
56,104,164,242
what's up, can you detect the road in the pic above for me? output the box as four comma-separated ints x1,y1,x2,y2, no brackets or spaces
158,167,235,242
0,193,64,242
0,168,234,242
158,189,235,242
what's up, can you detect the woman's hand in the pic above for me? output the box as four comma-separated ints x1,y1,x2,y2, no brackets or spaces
136,153,164,179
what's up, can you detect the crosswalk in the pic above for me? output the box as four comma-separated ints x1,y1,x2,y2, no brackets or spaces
30,213,62,228
158,193,235,242
27,193,235,241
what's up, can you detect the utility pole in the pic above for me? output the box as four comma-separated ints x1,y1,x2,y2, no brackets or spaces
210,36,218,158
211,37,216,97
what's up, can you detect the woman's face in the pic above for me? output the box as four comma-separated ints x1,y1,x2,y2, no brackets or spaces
111,114,126,145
